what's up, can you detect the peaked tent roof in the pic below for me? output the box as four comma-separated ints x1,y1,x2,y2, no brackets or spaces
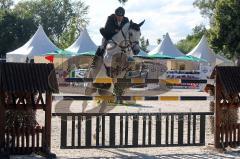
215,54,234,66
65,28,97,54
187,35,216,64
149,33,185,57
6,25,59,62
133,50,150,60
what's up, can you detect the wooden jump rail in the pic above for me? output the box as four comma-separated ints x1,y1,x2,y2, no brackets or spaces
52,112,214,149
4,126,45,155
64,78,213,84
53,95,212,101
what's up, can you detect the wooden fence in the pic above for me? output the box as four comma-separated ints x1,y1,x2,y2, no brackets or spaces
219,123,240,147
52,112,213,149
4,126,45,154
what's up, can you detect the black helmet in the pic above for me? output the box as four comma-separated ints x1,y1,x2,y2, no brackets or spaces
115,7,125,16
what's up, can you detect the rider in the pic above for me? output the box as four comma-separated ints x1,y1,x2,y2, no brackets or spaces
96,7,129,56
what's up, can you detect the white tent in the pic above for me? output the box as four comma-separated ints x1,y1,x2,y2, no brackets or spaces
187,35,216,65
65,28,97,53
215,54,234,66
149,33,185,57
6,25,59,63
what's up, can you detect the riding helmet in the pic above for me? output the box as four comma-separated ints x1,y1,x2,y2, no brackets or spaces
115,7,125,16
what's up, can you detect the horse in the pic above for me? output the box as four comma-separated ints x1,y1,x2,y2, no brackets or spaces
52,20,146,115
85,20,145,96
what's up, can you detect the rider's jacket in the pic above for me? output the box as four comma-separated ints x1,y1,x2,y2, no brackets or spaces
101,14,129,40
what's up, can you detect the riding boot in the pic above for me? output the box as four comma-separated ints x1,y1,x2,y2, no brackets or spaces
95,47,104,57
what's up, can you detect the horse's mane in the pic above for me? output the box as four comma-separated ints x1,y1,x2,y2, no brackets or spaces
122,21,141,33
122,22,130,34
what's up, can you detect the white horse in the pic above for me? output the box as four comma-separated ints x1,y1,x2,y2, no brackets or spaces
85,20,145,95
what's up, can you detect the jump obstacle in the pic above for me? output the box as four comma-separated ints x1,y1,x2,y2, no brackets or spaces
65,77,213,84
54,77,212,101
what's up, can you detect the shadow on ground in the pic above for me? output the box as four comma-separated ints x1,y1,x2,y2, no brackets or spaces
57,153,235,159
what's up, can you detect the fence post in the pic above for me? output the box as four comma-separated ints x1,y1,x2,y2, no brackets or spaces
156,114,161,146
0,93,5,153
109,115,116,147
200,115,206,144
45,92,53,152
60,115,67,148
178,115,184,145
86,116,92,147
133,115,139,146
214,74,221,148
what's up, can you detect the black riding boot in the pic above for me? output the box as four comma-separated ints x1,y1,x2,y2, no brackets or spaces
95,47,105,57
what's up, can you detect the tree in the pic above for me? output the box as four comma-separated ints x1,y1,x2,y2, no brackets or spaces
210,0,240,60
0,11,36,57
157,38,162,45
193,0,217,19
14,0,89,47
118,0,128,4
177,25,207,54
139,36,149,52
58,17,78,48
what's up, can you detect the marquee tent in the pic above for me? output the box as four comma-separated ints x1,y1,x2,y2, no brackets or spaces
187,35,216,65
65,28,97,54
6,25,59,63
215,54,234,66
149,33,185,57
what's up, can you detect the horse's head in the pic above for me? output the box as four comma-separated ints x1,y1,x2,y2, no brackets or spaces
101,20,145,79
122,20,145,55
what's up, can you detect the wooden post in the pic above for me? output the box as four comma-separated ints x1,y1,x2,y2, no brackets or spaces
214,72,221,148
45,92,52,153
0,92,5,152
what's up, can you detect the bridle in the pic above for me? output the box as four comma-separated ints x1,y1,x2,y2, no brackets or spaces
103,24,141,77
109,26,140,53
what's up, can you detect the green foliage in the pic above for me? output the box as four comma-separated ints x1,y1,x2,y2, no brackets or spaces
140,36,149,52
177,25,207,54
58,17,78,48
5,110,37,128
0,10,36,57
113,83,126,104
157,38,162,44
210,0,240,59
193,0,218,18
0,0,89,56
118,0,128,4
14,0,89,46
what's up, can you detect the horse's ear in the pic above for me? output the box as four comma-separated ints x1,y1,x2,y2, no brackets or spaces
138,20,145,27
130,20,133,25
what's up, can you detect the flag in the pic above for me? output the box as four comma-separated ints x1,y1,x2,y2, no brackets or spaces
45,55,54,63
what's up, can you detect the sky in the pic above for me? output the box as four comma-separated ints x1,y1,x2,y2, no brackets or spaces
14,0,209,46
84,0,209,46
